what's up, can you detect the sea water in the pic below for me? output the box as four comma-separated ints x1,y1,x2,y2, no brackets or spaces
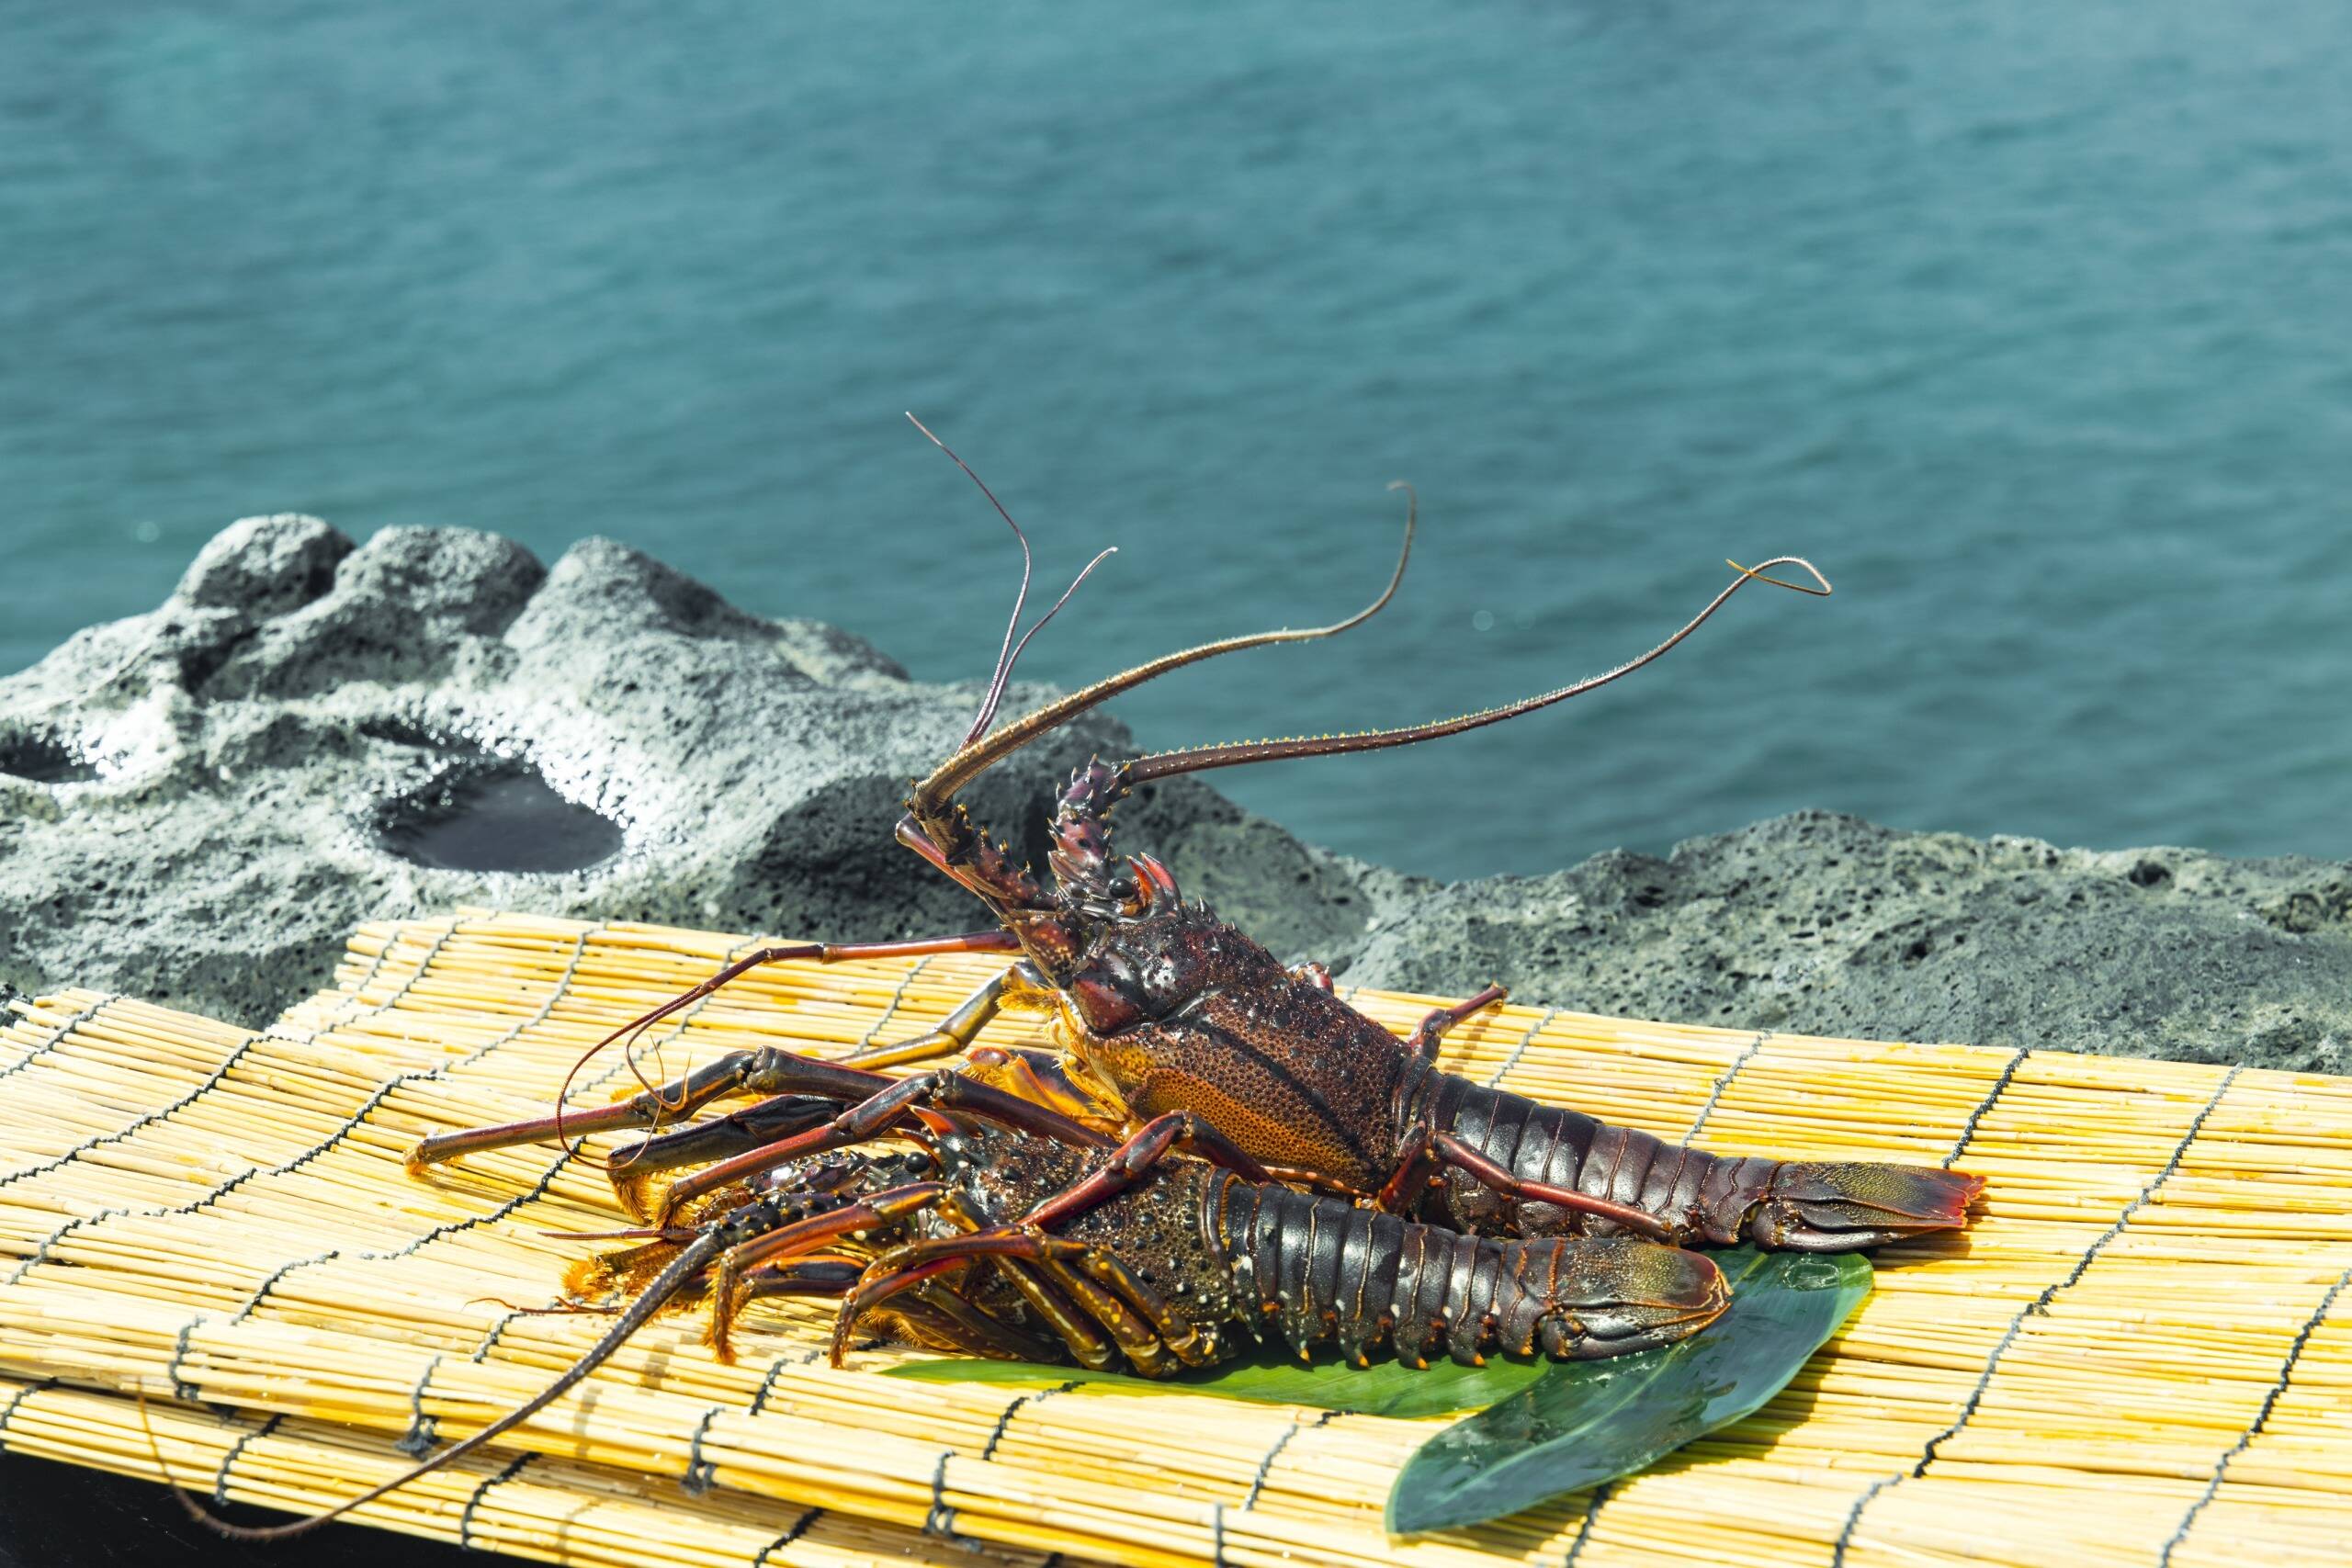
5,0,2347,880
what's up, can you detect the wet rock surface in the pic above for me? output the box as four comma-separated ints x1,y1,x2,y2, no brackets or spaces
4,515,2345,1077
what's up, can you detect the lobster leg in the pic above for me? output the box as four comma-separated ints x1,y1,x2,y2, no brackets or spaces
413,932,1024,1169
646,1065,1117,1224
960,1046,1129,1133
837,969,1017,1068
1369,1122,1678,1241
873,1287,1069,1364
715,1183,948,1279
923,1188,1142,1373
869,1114,1309,1369
731,1257,864,1300
703,1182,947,1360
603,1054,906,1171
1017,1111,1277,1227
947,1120,1255,1368
972,1248,1127,1372
580,931,1023,1068
838,1229,1177,1375
1023,1241,1178,1376
405,1049,810,1171
1404,984,1507,1061
408,1042,911,1174
718,1254,1066,1366
1066,1249,1220,1369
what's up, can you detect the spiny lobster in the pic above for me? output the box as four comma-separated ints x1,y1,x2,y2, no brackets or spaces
199,1089,1726,1540
468,423,1984,1254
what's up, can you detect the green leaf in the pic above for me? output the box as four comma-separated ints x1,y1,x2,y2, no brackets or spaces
882,1342,1544,1419
1385,1247,1871,1535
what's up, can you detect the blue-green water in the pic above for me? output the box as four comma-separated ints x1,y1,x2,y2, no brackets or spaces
6,2,2348,881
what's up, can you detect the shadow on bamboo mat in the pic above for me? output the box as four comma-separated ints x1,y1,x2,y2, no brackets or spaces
0,1452,473,1568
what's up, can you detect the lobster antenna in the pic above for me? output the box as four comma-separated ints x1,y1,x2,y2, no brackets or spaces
910,481,1417,813
905,412,1037,747
177,1225,730,1540
1119,555,1831,786
974,546,1118,739
908,413,1121,743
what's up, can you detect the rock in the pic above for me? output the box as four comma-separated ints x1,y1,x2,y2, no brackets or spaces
5,520,2346,1077
0,516,1385,1027
1331,809,2352,1074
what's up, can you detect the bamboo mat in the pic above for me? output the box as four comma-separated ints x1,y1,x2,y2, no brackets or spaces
0,911,2346,1568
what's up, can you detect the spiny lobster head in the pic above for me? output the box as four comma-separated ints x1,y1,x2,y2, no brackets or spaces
895,436,1825,999
897,755,1178,990
1059,897,1236,1038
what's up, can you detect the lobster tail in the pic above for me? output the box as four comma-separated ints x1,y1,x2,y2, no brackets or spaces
1213,1179,1724,1367
1397,1066,1982,1252
1529,1236,1730,1359
1745,1162,1985,1251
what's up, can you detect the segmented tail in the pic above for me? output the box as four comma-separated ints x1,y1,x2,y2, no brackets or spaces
1209,1178,1724,1366
1396,1063,1982,1250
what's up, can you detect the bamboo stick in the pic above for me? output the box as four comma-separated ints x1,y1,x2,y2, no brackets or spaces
5,910,2348,1568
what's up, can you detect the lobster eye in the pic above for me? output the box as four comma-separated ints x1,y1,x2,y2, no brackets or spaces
1070,972,1143,1033
1070,948,1162,1032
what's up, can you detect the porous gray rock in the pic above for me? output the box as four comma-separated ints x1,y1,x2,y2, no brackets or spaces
4,519,2345,1077
1330,810,2352,1074
0,515,1374,1027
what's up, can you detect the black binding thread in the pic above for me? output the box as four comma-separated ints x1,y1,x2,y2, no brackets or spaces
273,916,461,1045
746,1353,799,1418
51,925,720,1328
751,1508,820,1565
210,1412,285,1506
168,1317,209,1403
8,1205,134,1283
231,1249,342,1323
0,1377,58,1441
747,1343,835,1417
850,954,937,1052
469,1308,534,1363
3,920,512,1280
458,1451,535,1551
683,1404,727,1495
1483,1007,1563,1089
1559,1480,1613,1566
399,1353,448,1457
2158,1260,2352,1567
0,994,112,1088
0,1035,264,1199
1241,1409,1334,1511
1830,1062,2245,1566
1682,1030,1772,1144
978,1380,1080,1461
922,1449,959,1540
1944,1046,2030,1168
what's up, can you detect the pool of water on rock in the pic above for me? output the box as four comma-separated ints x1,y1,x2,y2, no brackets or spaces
377,767,624,874
0,734,99,784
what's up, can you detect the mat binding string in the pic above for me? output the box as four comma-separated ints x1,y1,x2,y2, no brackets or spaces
2,911,2348,1568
